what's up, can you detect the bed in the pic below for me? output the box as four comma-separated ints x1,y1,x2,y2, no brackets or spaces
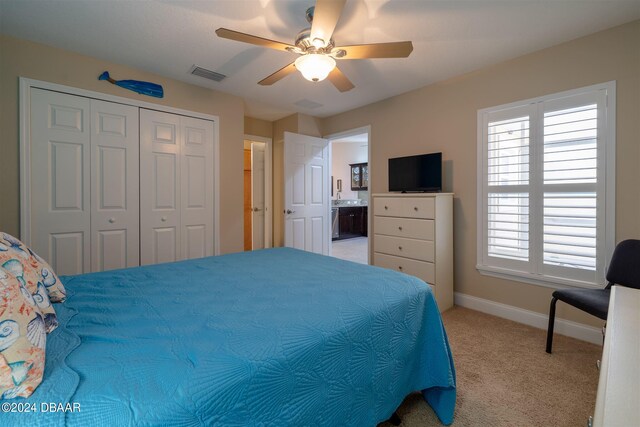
4,248,456,426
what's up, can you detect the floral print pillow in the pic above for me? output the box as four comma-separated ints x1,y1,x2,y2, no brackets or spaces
0,267,46,399
0,232,66,303
0,234,60,333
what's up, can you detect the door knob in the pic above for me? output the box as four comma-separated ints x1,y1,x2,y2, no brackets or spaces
161,216,167,222
108,217,116,223
252,207,262,212
285,209,295,214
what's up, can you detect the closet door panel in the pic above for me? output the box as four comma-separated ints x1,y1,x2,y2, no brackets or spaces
152,227,178,264
180,117,213,259
30,88,91,275
96,230,127,271
180,117,214,259
140,109,181,265
185,225,206,259
91,100,139,271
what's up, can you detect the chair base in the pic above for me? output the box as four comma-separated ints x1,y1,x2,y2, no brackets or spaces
546,297,558,353
389,411,402,426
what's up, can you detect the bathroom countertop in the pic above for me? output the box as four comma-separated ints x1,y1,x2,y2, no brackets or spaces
332,199,368,207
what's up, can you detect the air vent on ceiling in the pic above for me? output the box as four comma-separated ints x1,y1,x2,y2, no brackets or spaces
190,65,226,82
294,99,323,109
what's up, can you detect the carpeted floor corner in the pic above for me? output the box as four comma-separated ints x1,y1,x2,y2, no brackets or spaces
380,307,601,427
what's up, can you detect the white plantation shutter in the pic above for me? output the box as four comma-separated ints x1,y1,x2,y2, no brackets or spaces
478,83,615,288
486,111,531,266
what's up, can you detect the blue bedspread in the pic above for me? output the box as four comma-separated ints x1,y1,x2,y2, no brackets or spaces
2,248,455,426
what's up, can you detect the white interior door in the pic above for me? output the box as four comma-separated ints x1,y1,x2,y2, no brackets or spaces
251,142,266,250
91,99,139,271
140,109,181,265
30,88,91,275
180,115,214,260
284,132,330,255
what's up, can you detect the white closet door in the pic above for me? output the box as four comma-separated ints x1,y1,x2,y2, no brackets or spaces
30,88,91,275
140,109,181,265
180,116,214,259
90,100,139,271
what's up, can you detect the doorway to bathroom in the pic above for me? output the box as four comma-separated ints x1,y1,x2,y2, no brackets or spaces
327,127,371,265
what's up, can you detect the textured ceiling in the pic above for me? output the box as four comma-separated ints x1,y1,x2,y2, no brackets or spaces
2,0,639,121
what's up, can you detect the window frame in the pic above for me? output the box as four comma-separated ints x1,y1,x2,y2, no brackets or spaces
476,81,616,290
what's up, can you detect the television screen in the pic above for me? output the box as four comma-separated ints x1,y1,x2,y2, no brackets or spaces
388,152,442,192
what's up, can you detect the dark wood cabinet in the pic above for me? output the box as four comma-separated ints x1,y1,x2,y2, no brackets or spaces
337,206,367,239
350,163,368,191
362,206,368,237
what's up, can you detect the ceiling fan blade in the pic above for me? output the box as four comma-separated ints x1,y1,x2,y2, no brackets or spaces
327,66,354,92
335,41,414,59
216,28,294,52
258,61,297,86
310,0,346,46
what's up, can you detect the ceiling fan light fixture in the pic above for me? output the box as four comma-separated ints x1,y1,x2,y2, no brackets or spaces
294,54,336,82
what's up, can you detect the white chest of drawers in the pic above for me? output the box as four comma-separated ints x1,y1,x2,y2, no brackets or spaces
592,286,640,427
372,193,453,311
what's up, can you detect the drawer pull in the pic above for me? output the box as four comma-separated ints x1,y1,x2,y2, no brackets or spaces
398,226,403,231
384,205,388,210
398,246,402,250
414,206,418,211
398,266,403,271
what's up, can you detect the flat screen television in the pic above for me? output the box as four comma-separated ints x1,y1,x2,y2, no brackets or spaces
388,152,442,192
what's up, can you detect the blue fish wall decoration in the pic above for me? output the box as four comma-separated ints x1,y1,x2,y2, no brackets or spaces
99,71,164,98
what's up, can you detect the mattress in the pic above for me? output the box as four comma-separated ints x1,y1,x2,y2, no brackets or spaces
2,248,456,426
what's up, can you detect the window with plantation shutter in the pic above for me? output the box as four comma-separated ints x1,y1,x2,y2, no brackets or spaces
477,82,615,289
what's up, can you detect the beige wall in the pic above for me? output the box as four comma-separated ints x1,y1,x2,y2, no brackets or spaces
244,116,272,138
297,114,323,138
321,20,640,326
0,35,245,254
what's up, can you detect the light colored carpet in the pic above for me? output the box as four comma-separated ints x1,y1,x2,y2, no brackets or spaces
381,307,601,427
331,237,368,264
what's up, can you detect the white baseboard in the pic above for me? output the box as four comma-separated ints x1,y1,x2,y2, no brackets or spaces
454,292,602,345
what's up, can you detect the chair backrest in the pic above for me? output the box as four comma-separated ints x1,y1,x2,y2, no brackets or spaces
606,239,640,289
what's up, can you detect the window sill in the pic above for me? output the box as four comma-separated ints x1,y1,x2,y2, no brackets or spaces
476,264,603,290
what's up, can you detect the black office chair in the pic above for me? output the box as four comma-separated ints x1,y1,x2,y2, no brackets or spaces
546,239,640,353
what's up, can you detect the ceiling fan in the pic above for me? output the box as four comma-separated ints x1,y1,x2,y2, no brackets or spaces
215,0,413,92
